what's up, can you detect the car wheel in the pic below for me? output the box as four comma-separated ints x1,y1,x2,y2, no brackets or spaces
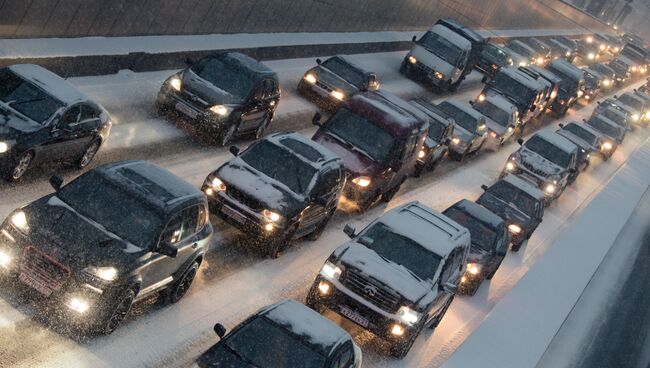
100,288,135,335
167,261,199,304
254,114,272,140
77,139,101,169
218,123,238,147
306,210,335,241
382,179,405,203
430,295,454,329
7,151,34,182
511,239,525,252
267,223,298,259
413,164,425,178
390,321,424,359
358,190,380,213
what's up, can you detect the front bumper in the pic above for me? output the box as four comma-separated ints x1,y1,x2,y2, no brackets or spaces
341,181,378,205
297,79,346,111
500,165,561,200
401,60,447,88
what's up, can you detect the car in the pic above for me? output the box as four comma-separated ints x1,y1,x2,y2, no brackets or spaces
401,24,472,91
592,33,612,55
437,99,488,160
551,36,579,61
477,174,545,252
312,91,428,212
409,98,455,176
156,52,280,146
576,38,600,61
501,131,579,204
0,161,212,333
306,201,470,358
546,59,585,116
581,68,602,102
632,89,650,122
546,38,574,61
470,94,519,149
557,122,606,165
476,43,513,78
0,64,112,182
195,299,362,368
608,57,632,84
435,18,488,82
620,44,648,73
585,63,616,88
585,114,626,145
202,132,344,258
525,66,562,111
479,67,545,126
503,40,538,67
298,55,379,111
616,92,648,125
518,67,555,115
442,199,508,295
593,103,633,132
518,38,552,65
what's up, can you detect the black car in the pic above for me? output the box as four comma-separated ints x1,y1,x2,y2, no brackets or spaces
587,63,616,88
547,59,585,116
437,99,488,160
203,132,345,258
0,161,212,333
581,69,601,102
0,64,112,182
443,199,509,296
556,122,603,167
477,174,546,252
156,52,280,146
519,38,552,65
476,43,513,78
551,36,579,61
470,94,519,148
196,299,362,368
585,114,626,145
527,66,562,110
307,201,471,358
409,98,455,176
298,55,379,110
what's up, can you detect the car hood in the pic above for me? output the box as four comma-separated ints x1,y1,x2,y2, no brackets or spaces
181,70,243,106
477,193,532,228
20,195,142,271
337,243,434,306
452,125,474,143
484,117,508,136
311,66,359,96
519,148,563,176
410,45,455,76
423,135,442,149
216,159,305,215
556,130,595,151
0,104,42,138
197,344,256,368
313,131,380,177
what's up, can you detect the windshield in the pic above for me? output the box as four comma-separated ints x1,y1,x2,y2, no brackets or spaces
600,109,627,126
57,171,163,249
418,31,464,66
547,66,579,92
563,124,598,145
323,108,396,163
489,73,536,106
362,222,442,280
438,102,478,132
223,317,326,368
618,95,643,111
587,117,619,137
483,44,510,64
524,135,572,168
507,42,533,58
584,73,599,89
428,118,448,140
0,69,63,124
444,207,497,253
487,181,538,217
241,140,317,195
473,100,510,126
191,57,257,99
322,57,365,87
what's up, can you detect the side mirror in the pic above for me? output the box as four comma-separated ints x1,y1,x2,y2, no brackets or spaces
517,138,524,146
496,248,508,257
184,57,194,66
582,118,587,123
596,101,601,105
312,112,322,126
343,224,356,238
229,145,240,156
530,104,537,112
481,75,488,83
316,58,322,65
569,168,577,174
158,242,178,258
558,123,565,128
481,184,488,191
213,323,227,339
614,94,618,98
49,175,64,192
469,100,475,106
442,282,458,294
412,35,417,42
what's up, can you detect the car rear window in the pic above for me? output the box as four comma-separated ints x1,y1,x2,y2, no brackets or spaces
444,207,498,253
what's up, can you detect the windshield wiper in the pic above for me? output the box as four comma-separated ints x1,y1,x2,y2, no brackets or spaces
8,98,45,107
224,342,261,368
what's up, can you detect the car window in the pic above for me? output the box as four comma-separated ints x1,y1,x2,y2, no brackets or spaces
161,213,184,245
59,105,81,127
251,82,265,100
161,206,199,245
263,79,278,99
80,104,99,121
183,206,200,239
439,248,461,284
401,133,419,160
198,204,208,229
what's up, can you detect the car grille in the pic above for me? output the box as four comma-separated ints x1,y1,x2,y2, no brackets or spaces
179,89,209,110
342,267,401,314
226,187,263,211
520,160,549,178
21,246,70,294
315,81,333,93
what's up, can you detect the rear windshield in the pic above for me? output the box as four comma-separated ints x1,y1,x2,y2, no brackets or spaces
438,102,478,132
563,124,598,145
444,207,498,253
524,135,572,168
473,100,510,126
191,56,257,99
322,57,365,88
418,31,465,66
0,69,63,124
487,181,538,217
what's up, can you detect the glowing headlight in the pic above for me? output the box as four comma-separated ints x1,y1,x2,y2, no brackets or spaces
170,77,182,92
397,306,420,326
434,71,444,79
599,44,606,51
478,94,486,102
508,224,522,234
566,51,572,57
544,183,557,194
587,53,595,60
451,137,461,145
631,66,638,72
10,211,28,231
320,261,342,279
352,176,371,188
551,90,558,99
407,55,417,64
586,36,594,43
0,249,12,269
508,58,514,65
417,149,426,159
505,162,516,171
86,266,118,281
304,73,317,84
205,176,226,192
536,57,544,65
331,90,345,101
210,105,232,116
262,209,281,222
0,141,10,153
490,131,498,138
467,263,481,275
519,61,528,67
601,141,613,151
67,297,90,314
632,114,640,122
602,79,611,87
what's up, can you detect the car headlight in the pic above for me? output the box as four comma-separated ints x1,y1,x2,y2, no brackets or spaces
408,55,417,64
519,61,528,67
331,90,345,101
602,79,611,87
262,209,282,222
304,73,317,84
631,113,640,122
0,249,12,269
508,224,522,234
434,71,444,79
588,53,595,60
320,261,342,279
170,77,182,92
204,176,226,194
451,137,462,145
536,57,544,65
544,183,557,194
467,263,481,275
85,266,118,281
505,161,516,171
0,140,15,154
566,51,572,57
67,297,90,314
600,44,606,51
601,141,613,151
417,149,426,159
478,94,486,102
397,306,420,326
352,176,371,188
10,211,28,231
489,131,498,138
210,105,232,117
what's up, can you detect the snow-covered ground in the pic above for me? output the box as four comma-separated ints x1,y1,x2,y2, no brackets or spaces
0,47,647,368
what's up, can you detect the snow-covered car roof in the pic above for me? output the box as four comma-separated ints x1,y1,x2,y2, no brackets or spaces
427,24,472,50
349,90,429,136
502,174,546,201
528,65,562,84
447,199,505,229
326,55,373,74
484,94,518,113
261,299,350,354
499,67,544,89
218,52,277,79
549,59,584,81
266,131,341,168
440,99,486,120
376,201,470,257
8,64,88,105
409,98,455,126
436,18,486,44
531,130,579,154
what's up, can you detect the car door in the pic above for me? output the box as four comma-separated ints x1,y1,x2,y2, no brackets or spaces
41,104,83,162
66,103,98,157
240,79,275,132
295,167,340,238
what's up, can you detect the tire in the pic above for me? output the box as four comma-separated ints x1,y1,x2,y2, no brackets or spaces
449,148,467,162
99,288,135,335
267,224,298,259
167,261,199,304
77,139,101,169
382,179,404,203
390,321,424,359
358,190,380,213
7,151,34,182
413,164,425,178
305,287,325,313
511,239,525,252
430,295,454,329
217,123,238,147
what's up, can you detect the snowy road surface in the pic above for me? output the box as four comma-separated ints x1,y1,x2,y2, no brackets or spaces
0,47,647,368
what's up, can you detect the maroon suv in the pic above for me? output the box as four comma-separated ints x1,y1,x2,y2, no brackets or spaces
312,91,428,211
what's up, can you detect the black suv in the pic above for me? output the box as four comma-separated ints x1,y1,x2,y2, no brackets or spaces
0,64,112,181
477,174,545,252
409,98,455,176
196,299,362,368
443,200,509,296
156,52,280,146
298,55,379,110
547,59,585,116
556,122,602,169
476,43,513,78
0,161,212,333
203,132,345,258
480,67,545,126
306,201,471,358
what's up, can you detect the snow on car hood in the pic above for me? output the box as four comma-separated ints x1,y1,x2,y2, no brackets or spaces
452,124,474,144
410,45,455,76
0,103,42,137
314,132,379,177
181,69,242,105
338,243,434,305
484,117,507,136
519,147,563,176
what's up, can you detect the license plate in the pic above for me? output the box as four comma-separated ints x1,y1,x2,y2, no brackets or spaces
340,305,369,328
175,102,198,119
221,205,247,225
19,271,53,296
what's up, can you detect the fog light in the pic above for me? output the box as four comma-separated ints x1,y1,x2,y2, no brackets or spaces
264,223,274,232
506,162,516,171
478,94,486,102
204,188,214,196
68,298,90,314
391,324,405,336
408,56,417,64
0,250,11,269
544,183,556,194
318,281,330,295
